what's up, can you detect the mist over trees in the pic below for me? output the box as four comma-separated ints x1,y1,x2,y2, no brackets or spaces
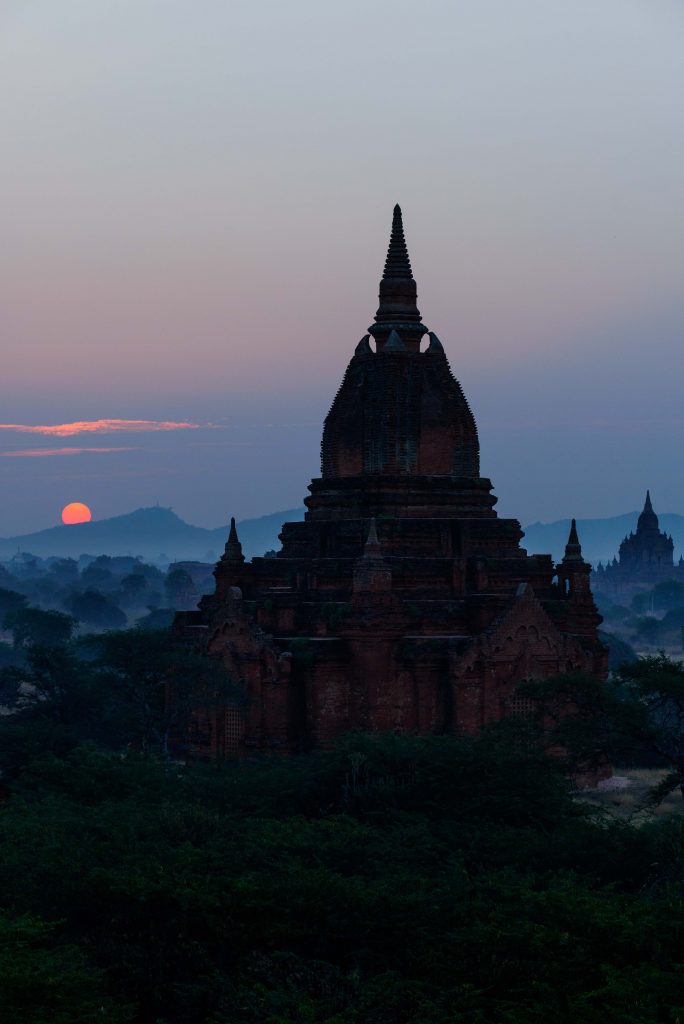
0,551,215,647
597,580,684,657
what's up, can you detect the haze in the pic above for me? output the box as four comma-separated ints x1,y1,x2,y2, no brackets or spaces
2,0,683,536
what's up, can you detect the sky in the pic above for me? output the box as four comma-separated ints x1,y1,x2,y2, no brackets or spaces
1,0,684,536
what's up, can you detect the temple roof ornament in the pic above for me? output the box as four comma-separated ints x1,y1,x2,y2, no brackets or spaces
562,519,584,562
382,204,414,280
370,204,425,349
637,489,659,532
222,517,245,564
364,517,381,557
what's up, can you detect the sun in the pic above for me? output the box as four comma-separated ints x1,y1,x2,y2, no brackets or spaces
61,502,92,525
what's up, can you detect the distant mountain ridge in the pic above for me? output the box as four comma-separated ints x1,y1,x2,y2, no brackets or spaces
0,506,305,563
522,512,684,566
2,505,682,568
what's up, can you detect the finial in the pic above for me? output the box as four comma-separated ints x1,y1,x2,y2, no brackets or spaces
563,518,583,561
355,335,372,355
223,516,245,564
637,489,658,531
371,204,424,349
426,332,444,353
384,329,405,351
382,205,413,281
364,517,381,557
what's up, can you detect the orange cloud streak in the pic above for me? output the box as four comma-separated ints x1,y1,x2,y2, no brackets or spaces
0,419,203,437
0,447,137,458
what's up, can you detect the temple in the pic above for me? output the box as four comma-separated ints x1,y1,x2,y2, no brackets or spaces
175,206,607,757
594,491,681,598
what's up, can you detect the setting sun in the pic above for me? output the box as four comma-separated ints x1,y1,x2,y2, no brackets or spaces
61,501,92,525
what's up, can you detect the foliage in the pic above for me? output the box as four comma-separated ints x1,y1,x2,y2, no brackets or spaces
135,606,177,630
81,563,115,590
4,637,684,1022
0,586,28,623
0,554,184,634
120,571,147,604
522,655,684,801
632,615,662,643
87,628,244,756
0,912,132,1023
4,607,75,648
652,580,684,611
0,730,683,1023
165,567,196,608
631,591,652,615
598,630,637,670
47,558,79,585
66,587,127,628
0,629,242,771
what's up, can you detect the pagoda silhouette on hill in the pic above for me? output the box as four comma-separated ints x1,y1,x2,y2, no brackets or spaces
175,206,607,757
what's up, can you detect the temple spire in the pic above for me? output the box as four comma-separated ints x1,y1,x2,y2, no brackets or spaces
563,518,583,562
382,205,413,281
223,516,245,564
371,204,424,350
637,489,658,532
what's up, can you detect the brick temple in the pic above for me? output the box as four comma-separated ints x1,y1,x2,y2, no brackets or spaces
175,206,607,756
594,491,683,598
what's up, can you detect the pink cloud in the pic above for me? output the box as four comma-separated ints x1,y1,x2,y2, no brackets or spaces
0,447,138,458
0,419,203,437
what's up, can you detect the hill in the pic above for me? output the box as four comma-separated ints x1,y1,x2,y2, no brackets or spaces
4,504,683,569
0,506,305,564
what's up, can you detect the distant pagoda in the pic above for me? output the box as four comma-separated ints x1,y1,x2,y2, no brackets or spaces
175,206,607,758
594,491,681,597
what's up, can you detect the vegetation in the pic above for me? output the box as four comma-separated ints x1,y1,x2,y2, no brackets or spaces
596,580,684,656
0,552,213,638
2,632,684,1020
524,655,684,803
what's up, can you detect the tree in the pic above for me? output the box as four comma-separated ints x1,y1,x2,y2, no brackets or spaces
164,568,196,609
632,615,662,645
0,644,117,773
135,607,176,630
614,655,684,800
81,564,115,590
0,912,131,1023
66,589,127,629
653,579,684,611
81,629,243,757
598,629,637,671
120,572,147,605
5,607,75,649
522,655,684,802
0,587,28,625
48,558,79,585
630,590,653,614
